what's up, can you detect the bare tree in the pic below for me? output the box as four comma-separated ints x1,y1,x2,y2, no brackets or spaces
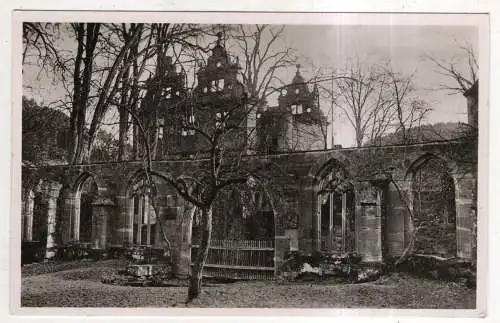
22,23,210,164
123,27,307,300
22,23,64,71
426,45,479,258
114,24,200,160
123,87,279,301
325,59,432,147
426,44,479,137
332,59,384,147
425,44,478,95
230,25,296,105
113,23,149,161
383,65,432,144
58,23,146,164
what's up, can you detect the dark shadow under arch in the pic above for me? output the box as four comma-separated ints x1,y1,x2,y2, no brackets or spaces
405,153,457,257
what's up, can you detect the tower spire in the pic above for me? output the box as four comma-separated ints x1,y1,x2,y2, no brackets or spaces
216,31,223,46
296,63,301,75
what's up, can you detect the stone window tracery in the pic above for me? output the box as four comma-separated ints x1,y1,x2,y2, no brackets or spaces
291,104,303,115
131,179,157,246
164,87,172,99
216,111,229,127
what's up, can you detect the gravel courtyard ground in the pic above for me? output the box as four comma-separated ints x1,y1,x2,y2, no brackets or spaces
21,260,476,308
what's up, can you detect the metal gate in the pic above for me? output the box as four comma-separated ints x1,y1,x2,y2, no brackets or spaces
191,239,275,280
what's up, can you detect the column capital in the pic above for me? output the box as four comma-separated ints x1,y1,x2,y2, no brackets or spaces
368,172,392,187
92,197,115,207
43,181,63,198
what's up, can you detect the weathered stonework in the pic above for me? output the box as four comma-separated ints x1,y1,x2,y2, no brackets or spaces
21,34,480,278
21,138,478,276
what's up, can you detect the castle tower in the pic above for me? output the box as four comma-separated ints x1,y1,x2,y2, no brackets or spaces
155,55,188,158
136,54,188,159
152,33,248,157
464,81,478,129
190,32,248,153
257,64,328,153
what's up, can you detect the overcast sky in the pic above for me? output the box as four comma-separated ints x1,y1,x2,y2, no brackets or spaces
23,23,478,148
280,24,478,146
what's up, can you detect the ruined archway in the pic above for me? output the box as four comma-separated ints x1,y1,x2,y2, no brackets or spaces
129,176,158,246
22,180,64,259
189,179,277,280
313,159,356,254
31,190,47,243
211,184,275,242
406,154,457,258
72,173,98,243
124,170,179,248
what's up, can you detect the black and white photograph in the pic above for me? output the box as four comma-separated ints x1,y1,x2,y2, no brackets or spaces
15,11,487,313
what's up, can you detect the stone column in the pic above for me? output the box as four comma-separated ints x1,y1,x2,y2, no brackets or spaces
384,179,412,258
72,192,81,242
298,180,315,253
314,194,322,252
22,190,35,241
328,193,334,250
453,171,477,260
91,197,115,249
174,203,194,278
355,181,385,263
274,235,291,274
145,195,151,244
341,192,347,253
58,188,78,244
45,182,62,259
274,204,290,274
116,195,134,245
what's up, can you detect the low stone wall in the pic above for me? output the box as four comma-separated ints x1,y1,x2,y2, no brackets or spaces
394,254,476,287
277,250,385,283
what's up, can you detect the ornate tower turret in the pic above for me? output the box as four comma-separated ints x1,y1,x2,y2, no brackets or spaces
188,32,248,153
137,53,188,159
156,55,188,158
257,64,328,153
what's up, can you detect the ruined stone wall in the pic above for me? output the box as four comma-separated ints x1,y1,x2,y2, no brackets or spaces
21,139,477,269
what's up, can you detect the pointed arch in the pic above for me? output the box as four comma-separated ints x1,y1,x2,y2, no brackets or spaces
312,157,356,253
313,158,353,194
125,169,156,197
72,171,99,193
124,169,174,247
405,152,457,179
405,152,458,257
67,172,99,243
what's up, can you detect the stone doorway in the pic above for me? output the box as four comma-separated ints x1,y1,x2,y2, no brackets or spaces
408,155,457,258
32,192,48,243
318,189,355,254
131,179,157,246
315,160,355,255
78,177,98,243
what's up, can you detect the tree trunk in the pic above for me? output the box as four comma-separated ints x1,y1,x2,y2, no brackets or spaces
355,132,363,148
118,106,129,161
174,203,196,277
118,55,131,162
80,134,95,164
187,207,212,302
395,227,418,266
132,122,139,160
